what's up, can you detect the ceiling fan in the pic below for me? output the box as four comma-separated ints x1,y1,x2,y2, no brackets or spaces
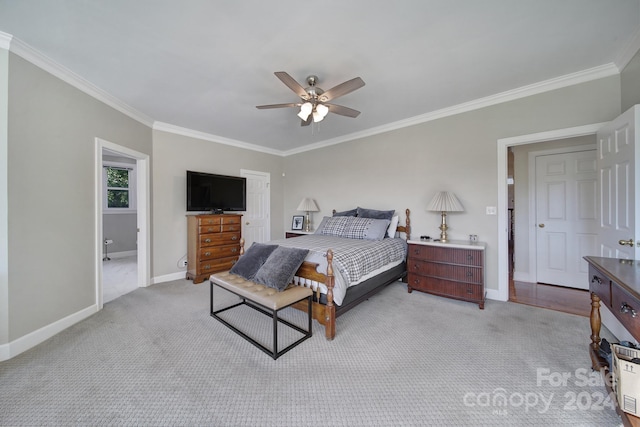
256,72,365,126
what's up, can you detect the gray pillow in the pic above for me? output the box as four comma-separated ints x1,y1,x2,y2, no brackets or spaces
314,216,330,234
357,207,395,221
229,242,278,280
342,217,391,241
253,246,310,291
333,208,358,217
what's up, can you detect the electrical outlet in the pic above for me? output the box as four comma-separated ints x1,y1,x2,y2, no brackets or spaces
180,260,188,267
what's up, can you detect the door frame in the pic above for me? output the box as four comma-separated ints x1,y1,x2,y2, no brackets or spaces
526,144,596,285
496,123,606,301
95,137,151,309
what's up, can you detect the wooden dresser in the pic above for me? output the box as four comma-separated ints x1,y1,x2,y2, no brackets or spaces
407,239,486,309
585,256,640,426
186,214,242,284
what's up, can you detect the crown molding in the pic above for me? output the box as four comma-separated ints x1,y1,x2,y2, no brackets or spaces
615,26,640,71
152,122,283,156
0,31,11,50
2,32,153,128
282,63,619,156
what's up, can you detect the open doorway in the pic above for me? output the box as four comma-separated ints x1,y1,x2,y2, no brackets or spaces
496,123,605,306
95,138,150,309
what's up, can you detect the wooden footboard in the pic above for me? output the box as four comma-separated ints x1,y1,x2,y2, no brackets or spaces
291,251,335,340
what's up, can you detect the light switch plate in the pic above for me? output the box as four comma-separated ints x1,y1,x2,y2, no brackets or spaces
486,206,497,215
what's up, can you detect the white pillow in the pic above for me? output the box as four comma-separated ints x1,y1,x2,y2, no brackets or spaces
387,215,399,238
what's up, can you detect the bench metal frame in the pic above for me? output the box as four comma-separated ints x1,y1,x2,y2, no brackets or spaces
210,281,312,360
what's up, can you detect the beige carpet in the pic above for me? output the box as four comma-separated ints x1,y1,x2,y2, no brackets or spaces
0,278,621,426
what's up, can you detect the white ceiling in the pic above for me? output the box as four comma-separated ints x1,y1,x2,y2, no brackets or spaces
1,0,639,154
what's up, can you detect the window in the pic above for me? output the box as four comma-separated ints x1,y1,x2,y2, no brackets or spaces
103,162,136,213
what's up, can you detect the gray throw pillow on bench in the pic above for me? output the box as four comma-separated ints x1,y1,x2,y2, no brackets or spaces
253,246,309,291
229,242,278,280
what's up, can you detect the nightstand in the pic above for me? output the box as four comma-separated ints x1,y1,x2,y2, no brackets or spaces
285,230,315,238
406,239,486,309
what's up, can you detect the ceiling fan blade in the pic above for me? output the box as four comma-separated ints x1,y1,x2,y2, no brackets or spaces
318,77,365,102
256,103,299,109
274,72,309,99
325,103,361,118
301,116,312,126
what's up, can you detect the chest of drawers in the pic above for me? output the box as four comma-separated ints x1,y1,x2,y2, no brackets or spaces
186,214,242,284
407,240,486,309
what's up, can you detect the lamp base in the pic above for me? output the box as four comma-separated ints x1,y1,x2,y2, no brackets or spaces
304,211,311,232
439,211,449,242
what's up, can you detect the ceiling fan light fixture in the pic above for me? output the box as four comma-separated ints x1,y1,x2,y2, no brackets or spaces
297,102,313,120
312,110,324,123
316,103,329,118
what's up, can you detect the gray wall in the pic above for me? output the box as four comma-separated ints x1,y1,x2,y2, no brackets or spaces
282,76,622,293
622,48,640,112
151,130,284,279
6,52,152,341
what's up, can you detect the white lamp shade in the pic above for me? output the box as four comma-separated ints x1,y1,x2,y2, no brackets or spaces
297,102,312,120
316,103,329,117
297,197,319,212
427,191,464,212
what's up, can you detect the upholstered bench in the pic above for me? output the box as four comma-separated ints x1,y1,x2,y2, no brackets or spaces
210,271,313,360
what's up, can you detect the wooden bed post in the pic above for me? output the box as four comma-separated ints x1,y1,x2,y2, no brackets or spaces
325,249,336,340
239,238,245,255
405,208,411,240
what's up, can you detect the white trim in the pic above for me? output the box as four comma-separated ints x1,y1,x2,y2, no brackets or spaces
496,123,606,302
0,304,97,361
152,122,283,156
152,272,186,284
525,144,596,285
105,250,137,259
0,31,12,50
96,138,151,311
152,65,618,157
281,65,619,156
615,26,640,71
3,32,153,128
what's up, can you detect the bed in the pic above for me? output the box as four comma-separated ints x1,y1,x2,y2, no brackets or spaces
240,208,411,340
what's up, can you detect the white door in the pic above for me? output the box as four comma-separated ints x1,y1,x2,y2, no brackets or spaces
240,170,270,248
535,150,598,289
597,105,640,260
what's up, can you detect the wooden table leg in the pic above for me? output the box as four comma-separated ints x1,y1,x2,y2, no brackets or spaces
590,292,601,367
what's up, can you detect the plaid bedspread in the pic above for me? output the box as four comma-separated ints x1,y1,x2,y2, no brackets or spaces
269,235,407,305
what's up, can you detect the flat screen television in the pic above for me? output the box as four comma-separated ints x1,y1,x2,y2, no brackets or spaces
186,170,246,212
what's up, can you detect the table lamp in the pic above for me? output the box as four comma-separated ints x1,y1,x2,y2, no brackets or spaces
297,197,319,232
427,191,464,243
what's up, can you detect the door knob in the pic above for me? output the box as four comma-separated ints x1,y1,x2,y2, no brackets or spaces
538,224,545,228
246,222,250,225
619,239,635,247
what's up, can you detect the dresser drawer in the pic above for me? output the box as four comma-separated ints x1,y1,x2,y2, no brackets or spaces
221,223,241,232
199,224,222,234
198,244,241,261
199,232,241,247
408,259,482,284
221,215,241,225
408,245,482,266
612,283,640,339
408,273,483,300
198,256,239,275
198,216,221,226
589,265,612,308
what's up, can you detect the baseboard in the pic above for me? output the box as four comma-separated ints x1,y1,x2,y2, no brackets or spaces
0,304,98,361
486,288,506,302
152,271,188,285
104,250,137,259
513,271,532,282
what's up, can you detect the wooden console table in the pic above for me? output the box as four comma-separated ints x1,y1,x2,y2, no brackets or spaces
585,256,640,426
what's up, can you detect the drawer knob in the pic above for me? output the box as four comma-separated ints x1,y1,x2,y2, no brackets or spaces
204,252,211,257
467,254,473,260
231,235,238,241
620,302,637,318
619,239,635,247
591,275,602,285
466,271,473,277
204,238,211,243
